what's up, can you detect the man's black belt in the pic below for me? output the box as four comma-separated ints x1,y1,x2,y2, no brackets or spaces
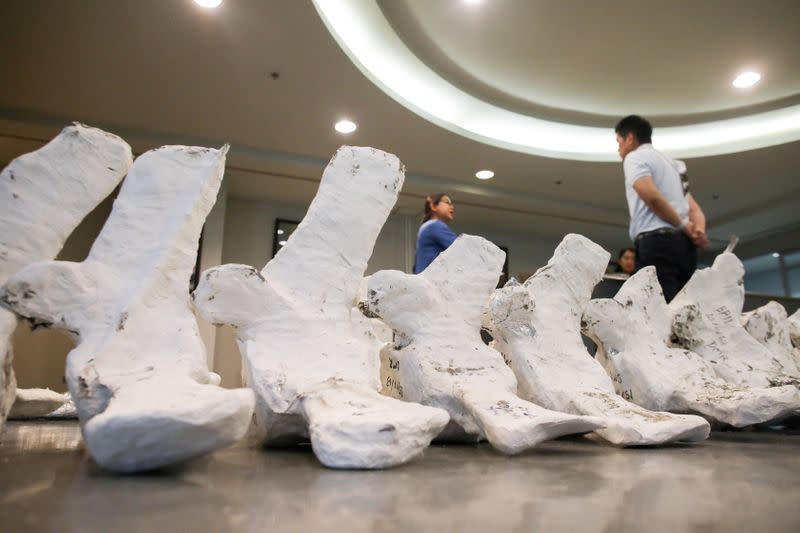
634,226,681,242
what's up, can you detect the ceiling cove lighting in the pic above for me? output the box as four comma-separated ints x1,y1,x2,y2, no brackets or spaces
312,0,800,161
772,252,781,258
194,0,222,8
475,170,494,180
733,72,761,89
335,120,357,134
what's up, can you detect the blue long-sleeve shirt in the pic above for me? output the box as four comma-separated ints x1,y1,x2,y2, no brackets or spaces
413,219,457,274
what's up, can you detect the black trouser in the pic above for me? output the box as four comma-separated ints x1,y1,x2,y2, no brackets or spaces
635,230,697,302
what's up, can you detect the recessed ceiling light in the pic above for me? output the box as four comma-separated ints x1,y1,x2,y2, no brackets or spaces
772,252,780,258
475,170,494,180
194,0,222,8
733,71,761,88
335,120,357,134
279,240,288,246
277,229,284,235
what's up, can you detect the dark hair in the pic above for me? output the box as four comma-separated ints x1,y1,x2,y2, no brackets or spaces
423,193,449,222
614,115,652,144
618,247,635,260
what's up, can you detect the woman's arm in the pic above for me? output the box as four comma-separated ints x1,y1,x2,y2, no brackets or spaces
432,222,457,249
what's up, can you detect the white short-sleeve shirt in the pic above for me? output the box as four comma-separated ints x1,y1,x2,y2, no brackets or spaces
623,143,689,240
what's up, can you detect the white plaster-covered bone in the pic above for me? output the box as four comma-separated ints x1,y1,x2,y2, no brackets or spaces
1,145,254,472
367,235,605,454
8,388,70,419
668,253,800,388
490,234,709,444
0,123,132,433
46,392,77,419
194,147,449,469
741,302,800,375
583,266,800,427
789,309,800,349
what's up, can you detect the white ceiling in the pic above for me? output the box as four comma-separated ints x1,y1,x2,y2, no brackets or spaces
382,0,800,121
0,0,798,257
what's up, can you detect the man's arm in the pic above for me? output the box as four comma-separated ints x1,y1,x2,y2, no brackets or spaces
687,193,709,248
632,176,692,234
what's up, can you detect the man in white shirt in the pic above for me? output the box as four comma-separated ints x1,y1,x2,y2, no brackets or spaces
615,115,708,301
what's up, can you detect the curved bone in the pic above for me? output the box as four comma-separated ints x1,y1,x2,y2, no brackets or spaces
0,123,132,433
1,145,254,472
668,254,800,388
367,235,604,454
194,147,449,469
489,234,708,445
585,266,800,426
742,301,800,374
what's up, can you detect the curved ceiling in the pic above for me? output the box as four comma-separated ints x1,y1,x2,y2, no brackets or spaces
313,0,800,161
382,0,800,120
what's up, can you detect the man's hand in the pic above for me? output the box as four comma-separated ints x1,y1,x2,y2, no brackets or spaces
686,193,709,248
680,218,708,248
691,228,709,248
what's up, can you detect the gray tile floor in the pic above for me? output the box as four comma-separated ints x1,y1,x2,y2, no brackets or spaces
1,420,799,532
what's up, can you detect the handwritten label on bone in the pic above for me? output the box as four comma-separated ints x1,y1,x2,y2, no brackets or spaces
384,376,403,399
621,389,634,401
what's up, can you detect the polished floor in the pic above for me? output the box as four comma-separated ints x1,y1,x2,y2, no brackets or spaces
1,420,799,532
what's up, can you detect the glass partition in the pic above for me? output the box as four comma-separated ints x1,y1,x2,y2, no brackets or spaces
742,249,800,297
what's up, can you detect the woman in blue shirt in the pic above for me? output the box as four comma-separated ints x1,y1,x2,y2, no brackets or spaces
413,193,457,273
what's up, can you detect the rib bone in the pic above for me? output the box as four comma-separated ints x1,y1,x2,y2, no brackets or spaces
489,234,709,444
193,147,449,469
367,235,605,454
1,145,254,472
0,123,132,433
